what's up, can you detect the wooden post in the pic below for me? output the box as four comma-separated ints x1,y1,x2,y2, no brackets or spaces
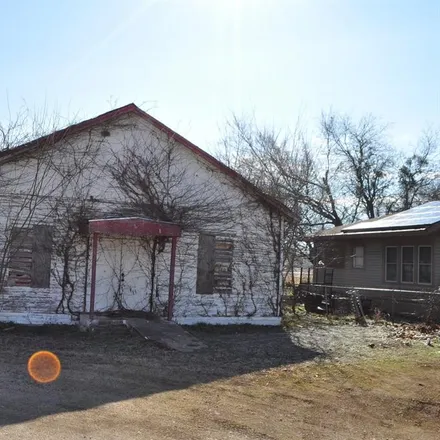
325,286,329,316
391,290,395,323
167,237,178,321
83,234,90,313
89,233,99,318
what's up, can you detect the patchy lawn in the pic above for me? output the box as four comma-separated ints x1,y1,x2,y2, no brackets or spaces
0,321,439,439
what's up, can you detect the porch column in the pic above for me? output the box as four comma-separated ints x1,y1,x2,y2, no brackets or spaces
89,232,99,318
167,236,178,321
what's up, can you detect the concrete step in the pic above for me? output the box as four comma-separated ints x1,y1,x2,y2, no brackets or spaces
89,317,131,335
124,317,206,352
91,326,131,337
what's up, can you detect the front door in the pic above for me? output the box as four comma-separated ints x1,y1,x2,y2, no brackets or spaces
92,236,152,312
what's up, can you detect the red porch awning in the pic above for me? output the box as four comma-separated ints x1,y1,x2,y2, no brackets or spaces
88,217,181,237
87,217,181,321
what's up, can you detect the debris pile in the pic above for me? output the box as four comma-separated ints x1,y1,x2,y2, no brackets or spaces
388,322,440,345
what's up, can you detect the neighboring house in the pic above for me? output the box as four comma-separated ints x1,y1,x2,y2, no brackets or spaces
0,104,292,325
311,202,440,319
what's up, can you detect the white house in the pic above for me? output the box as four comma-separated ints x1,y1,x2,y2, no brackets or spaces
0,104,292,325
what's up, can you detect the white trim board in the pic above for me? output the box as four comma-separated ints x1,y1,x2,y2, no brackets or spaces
174,316,282,326
0,313,74,326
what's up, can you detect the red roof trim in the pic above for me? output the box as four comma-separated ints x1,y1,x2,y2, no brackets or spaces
0,103,293,218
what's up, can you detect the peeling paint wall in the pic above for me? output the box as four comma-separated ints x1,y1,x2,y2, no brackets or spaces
87,226,279,318
0,113,284,319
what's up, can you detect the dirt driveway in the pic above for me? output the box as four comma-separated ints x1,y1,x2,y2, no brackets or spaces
0,322,439,439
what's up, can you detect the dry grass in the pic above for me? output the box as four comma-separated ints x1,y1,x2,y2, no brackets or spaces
223,349,440,440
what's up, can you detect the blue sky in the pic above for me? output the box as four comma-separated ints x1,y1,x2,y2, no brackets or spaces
1,0,439,152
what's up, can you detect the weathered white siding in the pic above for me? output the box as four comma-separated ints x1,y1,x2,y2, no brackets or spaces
0,112,284,321
88,225,278,318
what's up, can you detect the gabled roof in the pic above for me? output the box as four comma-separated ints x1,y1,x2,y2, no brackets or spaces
314,201,440,240
0,103,293,218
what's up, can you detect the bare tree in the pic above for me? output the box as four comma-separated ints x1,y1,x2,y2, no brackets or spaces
218,116,315,307
392,129,440,212
217,114,356,280
320,111,395,219
217,113,361,229
217,111,401,285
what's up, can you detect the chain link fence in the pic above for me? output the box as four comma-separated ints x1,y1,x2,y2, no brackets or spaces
284,269,440,323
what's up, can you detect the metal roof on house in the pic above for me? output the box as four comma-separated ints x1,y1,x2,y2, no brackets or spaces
342,201,440,233
313,201,440,240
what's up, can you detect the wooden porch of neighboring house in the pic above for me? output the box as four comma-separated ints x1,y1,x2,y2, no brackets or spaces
284,266,335,314
306,266,335,314
286,265,440,322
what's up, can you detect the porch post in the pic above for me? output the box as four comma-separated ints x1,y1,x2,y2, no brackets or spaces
89,233,99,318
167,236,178,321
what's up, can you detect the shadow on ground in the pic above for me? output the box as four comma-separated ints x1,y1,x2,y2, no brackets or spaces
0,324,320,427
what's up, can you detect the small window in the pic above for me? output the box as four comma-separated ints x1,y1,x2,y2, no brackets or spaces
418,246,432,285
385,246,397,282
401,246,414,283
352,246,364,268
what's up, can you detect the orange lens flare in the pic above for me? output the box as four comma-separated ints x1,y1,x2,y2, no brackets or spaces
27,351,61,383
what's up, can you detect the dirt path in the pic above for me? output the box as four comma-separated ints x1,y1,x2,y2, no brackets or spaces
0,323,438,439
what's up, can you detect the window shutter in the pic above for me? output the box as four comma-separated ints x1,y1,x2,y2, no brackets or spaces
31,225,53,288
197,234,234,294
8,228,33,287
196,233,216,294
214,238,233,294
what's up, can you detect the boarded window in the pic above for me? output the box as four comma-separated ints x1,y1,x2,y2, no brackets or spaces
7,225,52,288
8,229,33,287
196,234,215,294
196,234,233,294
213,238,233,294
